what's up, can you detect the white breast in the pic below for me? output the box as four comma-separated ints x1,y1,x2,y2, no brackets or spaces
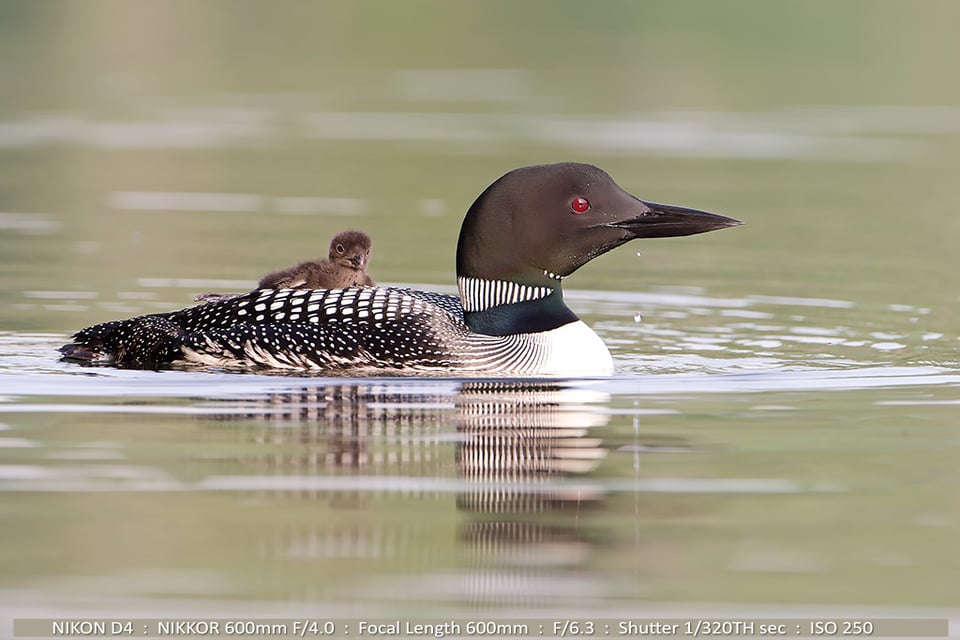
530,320,614,376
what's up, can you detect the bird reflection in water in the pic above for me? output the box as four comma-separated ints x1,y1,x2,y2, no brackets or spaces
454,382,610,606
203,380,613,606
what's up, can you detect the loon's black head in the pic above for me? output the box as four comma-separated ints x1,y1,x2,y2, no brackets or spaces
329,229,372,270
456,163,741,286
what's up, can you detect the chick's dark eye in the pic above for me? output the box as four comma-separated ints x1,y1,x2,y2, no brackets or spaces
336,244,345,254
571,197,591,213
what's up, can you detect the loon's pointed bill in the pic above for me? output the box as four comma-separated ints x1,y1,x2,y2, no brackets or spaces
607,201,742,239
60,162,742,376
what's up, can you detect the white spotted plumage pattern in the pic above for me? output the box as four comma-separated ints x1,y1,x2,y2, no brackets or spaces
64,285,612,375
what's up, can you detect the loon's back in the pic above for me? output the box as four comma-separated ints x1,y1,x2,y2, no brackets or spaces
61,286,604,374
64,287,454,370
180,287,469,371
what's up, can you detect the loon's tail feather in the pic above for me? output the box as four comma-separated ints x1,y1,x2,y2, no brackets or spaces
59,315,185,367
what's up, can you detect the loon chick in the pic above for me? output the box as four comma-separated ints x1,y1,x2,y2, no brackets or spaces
61,163,741,375
195,230,375,303
260,229,375,289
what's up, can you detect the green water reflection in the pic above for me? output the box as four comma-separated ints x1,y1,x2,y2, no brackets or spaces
1,377,957,614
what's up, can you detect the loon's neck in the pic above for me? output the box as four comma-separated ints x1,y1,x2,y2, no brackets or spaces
457,274,578,336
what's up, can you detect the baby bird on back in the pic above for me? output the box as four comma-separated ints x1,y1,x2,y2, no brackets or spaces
259,229,374,289
195,230,375,303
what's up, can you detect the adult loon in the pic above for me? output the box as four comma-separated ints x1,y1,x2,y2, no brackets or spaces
195,229,375,303
60,163,740,375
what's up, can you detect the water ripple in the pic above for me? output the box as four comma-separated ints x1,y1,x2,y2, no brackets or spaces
1,103,949,161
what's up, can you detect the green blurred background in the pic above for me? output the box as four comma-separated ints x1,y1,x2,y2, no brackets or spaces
2,0,958,335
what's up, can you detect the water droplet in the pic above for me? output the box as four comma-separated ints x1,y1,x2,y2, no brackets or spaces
636,251,643,257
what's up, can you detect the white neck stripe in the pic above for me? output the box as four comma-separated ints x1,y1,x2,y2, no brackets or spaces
458,276,554,312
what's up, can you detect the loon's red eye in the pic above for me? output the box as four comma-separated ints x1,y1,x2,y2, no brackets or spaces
571,197,590,213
